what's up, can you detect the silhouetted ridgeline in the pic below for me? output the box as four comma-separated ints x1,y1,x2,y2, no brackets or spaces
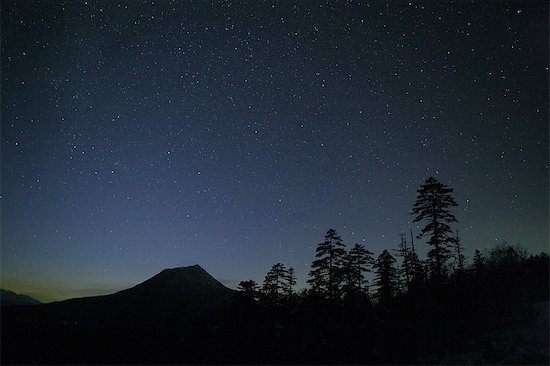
0,289,41,306
1,177,548,364
2,244,547,364
38,264,236,320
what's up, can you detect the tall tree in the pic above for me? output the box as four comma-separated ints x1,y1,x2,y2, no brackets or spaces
262,262,288,304
412,176,458,279
472,249,485,274
307,228,347,299
285,267,297,297
394,233,412,288
373,250,399,304
394,233,422,290
406,228,424,287
409,228,416,256
452,229,466,274
342,243,374,297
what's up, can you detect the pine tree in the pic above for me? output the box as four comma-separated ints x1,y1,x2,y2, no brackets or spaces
307,228,347,299
262,262,288,304
238,280,259,296
394,230,423,290
342,243,374,297
472,249,485,274
394,233,412,288
412,176,458,279
373,249,399,304
394,233,423,290
285,267,297,297
452,229,466,274
407,228,424,286
237,280,260,302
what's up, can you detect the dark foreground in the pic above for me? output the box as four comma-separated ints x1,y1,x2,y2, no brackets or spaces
2,301,548,364
2,254,548,364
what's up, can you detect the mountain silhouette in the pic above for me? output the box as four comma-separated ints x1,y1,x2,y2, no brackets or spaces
0,289,42,306
45,265,236,319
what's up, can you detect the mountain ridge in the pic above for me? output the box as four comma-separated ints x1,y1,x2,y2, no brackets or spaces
0,289,42,306
44,264,236,319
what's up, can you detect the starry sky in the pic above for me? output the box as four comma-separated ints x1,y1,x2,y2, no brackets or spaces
1,1,548,302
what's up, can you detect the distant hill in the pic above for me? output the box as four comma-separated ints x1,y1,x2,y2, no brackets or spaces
45,265,236,319
0,289,41,306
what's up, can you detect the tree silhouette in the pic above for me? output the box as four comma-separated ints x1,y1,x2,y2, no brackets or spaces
412,176,458,279
373,249,399,304
394,233,423,290
472,249,485,275
5,223,550,365
452,229,466,274
307,228,347,299
395,234,410,287
238,280,259,299
342,243,374,297
262,263,288,304
408,229,425,286
285,267,297,297
487,242,528,270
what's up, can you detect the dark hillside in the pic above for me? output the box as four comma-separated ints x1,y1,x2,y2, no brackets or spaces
0,289,41,306
42,265,236,320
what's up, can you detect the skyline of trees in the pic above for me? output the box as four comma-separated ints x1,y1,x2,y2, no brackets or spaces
3,176,546,365
244,176,546,302
246,233,546,309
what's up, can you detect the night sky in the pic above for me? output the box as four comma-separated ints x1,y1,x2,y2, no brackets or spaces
1,1,548,302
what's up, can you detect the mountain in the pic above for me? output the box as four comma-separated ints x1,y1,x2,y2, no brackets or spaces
45,265,236,319
0,289,42,306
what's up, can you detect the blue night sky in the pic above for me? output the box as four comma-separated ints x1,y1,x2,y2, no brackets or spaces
1,1,548,302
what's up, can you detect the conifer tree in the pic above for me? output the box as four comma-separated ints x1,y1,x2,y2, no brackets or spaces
373,249,399,304
472,249,485,274
285,267,297,297
452,229,466,274
262,262,288,303
342,243,374,297
412,176,458,279
394,233,412,288
407,228,424,285
394,233,423,290
307,228,347,299
237,280,260,305
238,280,259,297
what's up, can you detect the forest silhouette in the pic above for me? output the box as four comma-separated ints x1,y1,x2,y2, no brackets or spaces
1,177,548,364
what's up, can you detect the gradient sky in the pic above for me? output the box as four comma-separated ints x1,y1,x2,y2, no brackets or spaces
1,1,548,302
